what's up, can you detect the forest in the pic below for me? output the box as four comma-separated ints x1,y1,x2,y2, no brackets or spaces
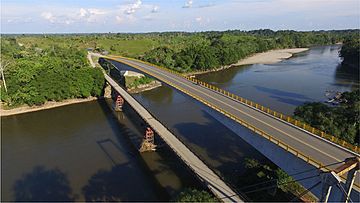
294,89,359,145
0,37,104,107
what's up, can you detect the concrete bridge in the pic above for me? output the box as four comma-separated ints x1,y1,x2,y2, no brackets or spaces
101,56,359,202
103,74,245,202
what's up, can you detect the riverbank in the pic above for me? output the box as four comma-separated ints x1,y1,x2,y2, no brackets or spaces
185,48,309,76
1,97,98,116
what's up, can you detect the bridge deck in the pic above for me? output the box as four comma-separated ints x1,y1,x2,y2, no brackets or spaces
109,57,359,191
104,74,244,202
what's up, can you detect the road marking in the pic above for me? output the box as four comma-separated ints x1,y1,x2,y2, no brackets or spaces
121,59,343,163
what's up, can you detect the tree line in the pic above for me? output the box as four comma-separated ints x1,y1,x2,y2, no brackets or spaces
140,30,357,72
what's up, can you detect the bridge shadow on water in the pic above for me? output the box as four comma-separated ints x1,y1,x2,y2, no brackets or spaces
172,109,300,201
13,166,75,202
84,99,170,201
254,85,311,100
269,95,306,106
90,98,207,201
172,109,269,185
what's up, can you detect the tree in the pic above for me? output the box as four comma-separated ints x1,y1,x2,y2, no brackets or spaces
0,58,11,92
175,188,218,202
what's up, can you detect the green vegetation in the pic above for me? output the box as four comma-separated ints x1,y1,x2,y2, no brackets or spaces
340,34,360,68
1,37,104,107
126,76,154,89
175,188,218,202
236,158,316,202
294,90,359,145
140,30,357,72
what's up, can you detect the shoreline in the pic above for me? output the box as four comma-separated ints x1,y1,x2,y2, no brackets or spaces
1,97,98,117
184,48,309,76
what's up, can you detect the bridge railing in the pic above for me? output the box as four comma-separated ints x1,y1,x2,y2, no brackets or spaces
108,55,359,155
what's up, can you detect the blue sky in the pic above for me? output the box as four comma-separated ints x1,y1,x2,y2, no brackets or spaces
1,0,359,33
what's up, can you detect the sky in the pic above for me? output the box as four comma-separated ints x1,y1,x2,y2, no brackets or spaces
1,0,359,33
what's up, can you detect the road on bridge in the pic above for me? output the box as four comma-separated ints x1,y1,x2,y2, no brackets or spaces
109,57,360,192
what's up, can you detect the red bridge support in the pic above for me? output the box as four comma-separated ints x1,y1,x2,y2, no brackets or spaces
139,127,156,152
114,95,124,111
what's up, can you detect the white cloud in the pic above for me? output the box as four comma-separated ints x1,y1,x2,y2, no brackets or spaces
88,9,106,15
195,17,202,22
151,6,159,13
7,17,32,24
41,12,56,23
198,3,215,8
79,8,87,17
116,16,123,23
124,0,142,15
77,8,106,22
183,0,193,8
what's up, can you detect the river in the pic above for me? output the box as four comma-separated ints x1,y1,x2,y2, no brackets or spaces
2,45,358,202
197,45,359,114
1,100,204,201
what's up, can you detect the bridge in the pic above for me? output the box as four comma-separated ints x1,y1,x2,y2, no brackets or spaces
103,74,245,202
101,55,360,201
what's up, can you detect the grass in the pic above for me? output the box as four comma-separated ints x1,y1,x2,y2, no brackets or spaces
126,76,154,88
16,36,159,57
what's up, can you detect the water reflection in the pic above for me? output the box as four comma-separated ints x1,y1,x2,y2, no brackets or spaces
334,63,360,90
82,163,158,202
135,84,174,104
201,65,251,86
14,166,75,202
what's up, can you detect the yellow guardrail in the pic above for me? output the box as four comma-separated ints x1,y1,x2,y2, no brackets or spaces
108,54,359,155
104,55,360,190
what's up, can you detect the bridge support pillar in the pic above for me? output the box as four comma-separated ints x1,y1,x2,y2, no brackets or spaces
341,165,359,203
139,127,156,152
104,82,112,98
114,95,124,111
320,171,341,203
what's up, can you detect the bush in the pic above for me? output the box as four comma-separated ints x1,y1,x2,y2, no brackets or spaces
175,188,218,202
